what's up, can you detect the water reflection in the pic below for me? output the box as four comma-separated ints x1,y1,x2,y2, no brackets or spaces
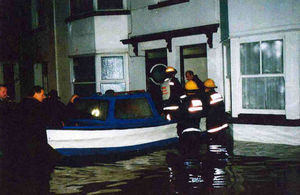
2,130,300,194
166,133,232,194
0,155,54,194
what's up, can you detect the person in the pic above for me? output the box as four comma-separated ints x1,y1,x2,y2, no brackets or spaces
161,67,184,105
1,86,57,194
203,79,227,132
0,84,15,119
44,89,67,128
0,84,16,154
185,70,205,97
177,80,203,135
160,66,185,119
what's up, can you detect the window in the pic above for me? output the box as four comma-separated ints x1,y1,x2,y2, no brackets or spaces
70,0,93,15
148,0,189,10
34,63,48,92
70,0,125,15
240,39,285,110
98,0,123,10
97,56,127,94
73,99,109,120
73,56,96,97
31,0,45,29
115,98,153,119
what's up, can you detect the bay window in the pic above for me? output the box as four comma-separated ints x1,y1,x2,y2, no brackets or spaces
240,39,285,111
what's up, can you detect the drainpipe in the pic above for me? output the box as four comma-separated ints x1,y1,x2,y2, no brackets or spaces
53,0,60,95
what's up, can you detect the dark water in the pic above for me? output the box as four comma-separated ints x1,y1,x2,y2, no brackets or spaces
1,133,300,194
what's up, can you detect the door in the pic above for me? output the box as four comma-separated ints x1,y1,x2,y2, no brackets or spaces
180,44,207,85
145,48,167,113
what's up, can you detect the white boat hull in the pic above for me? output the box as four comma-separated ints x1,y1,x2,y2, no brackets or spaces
47,123,178,156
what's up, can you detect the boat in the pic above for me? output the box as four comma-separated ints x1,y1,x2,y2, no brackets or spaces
46,90,178,156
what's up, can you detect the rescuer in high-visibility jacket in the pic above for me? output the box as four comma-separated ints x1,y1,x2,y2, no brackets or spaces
176,80,205,136
203,79,228,134
160,66,184,120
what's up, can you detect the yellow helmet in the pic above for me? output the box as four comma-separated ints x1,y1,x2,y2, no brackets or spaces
204,79,217,88
165,66,177,74
185,80,199,91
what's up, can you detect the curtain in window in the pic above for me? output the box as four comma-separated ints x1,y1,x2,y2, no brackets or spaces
240,40,284,110
242,77,285,109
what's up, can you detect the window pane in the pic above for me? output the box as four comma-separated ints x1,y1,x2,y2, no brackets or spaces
242,77,285,110
98,0,123,10
115,98,153,119
74,99,109,120
262,40,283,74
101,56,124,80
74,83,96,97
70,0,93,15
240,42,260,75
265,77,285,109
73,56,95,82
100,83,125,94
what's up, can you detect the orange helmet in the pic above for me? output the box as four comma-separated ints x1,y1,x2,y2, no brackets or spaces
204,79,217,88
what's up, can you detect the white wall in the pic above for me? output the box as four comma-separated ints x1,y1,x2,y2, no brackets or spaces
228,0,300,119
94,15,129,53
130,0,220,36
69,17,96,55
228,0,300,37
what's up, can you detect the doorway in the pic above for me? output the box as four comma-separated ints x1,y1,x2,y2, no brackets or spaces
180,44,207,85
145,48,167,89
145,48,167,114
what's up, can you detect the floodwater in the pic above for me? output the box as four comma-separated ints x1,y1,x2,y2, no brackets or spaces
1,131,300,194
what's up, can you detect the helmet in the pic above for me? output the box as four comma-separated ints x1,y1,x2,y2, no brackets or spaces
185,80,199,91
165,66,177,74
204,79,217,88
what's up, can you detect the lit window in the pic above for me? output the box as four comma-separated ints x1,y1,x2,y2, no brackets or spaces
240,39,285,110
73,99,109,120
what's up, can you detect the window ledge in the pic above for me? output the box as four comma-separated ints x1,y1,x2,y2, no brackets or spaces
229,114,300,127
148,0,189,10
66,10,130,23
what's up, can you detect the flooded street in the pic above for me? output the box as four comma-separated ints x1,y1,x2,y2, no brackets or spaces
1,130,300,194
48,139,300,194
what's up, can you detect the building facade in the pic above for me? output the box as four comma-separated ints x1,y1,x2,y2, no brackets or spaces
2,0,300,144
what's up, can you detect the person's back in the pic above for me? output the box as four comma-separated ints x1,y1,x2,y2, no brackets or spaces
44,97,66,128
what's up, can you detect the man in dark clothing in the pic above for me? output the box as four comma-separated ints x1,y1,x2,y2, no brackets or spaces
0,84,16,154
44,89,67,128
185,70,205,97
1,86,58,194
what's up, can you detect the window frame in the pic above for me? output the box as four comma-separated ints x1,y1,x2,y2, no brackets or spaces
71,55,96,97
96,53,129,94
70,0,126,16
238,35,286,115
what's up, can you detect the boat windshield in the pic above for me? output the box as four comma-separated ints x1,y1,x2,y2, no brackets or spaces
115,98,153,119
73,99,109,120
